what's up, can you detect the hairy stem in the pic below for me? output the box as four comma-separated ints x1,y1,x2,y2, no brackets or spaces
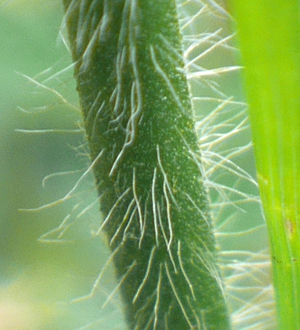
62,0,230,329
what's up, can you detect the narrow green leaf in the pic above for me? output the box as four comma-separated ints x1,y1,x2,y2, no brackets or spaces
229,1,300,328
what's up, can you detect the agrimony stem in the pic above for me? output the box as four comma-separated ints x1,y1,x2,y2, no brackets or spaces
62,0,230,329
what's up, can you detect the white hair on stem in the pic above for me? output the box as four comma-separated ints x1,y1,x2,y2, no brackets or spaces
179,1,275,329
12,0,276,328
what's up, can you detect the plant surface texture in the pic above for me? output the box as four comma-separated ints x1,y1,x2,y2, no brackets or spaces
62,0,230,329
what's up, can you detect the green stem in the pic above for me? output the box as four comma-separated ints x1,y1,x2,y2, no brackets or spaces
229,0,300,329
62,1,230,329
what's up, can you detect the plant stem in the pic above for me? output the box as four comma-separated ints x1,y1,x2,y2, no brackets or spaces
62,1,230,328
229,0,300,328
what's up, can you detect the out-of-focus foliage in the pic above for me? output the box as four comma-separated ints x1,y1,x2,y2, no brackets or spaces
0,1,122,329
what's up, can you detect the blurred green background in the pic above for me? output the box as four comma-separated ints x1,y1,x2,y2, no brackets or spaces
0,1,126,329
0,1,272,329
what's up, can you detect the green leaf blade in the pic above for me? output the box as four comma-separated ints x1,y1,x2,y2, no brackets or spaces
230,1,300,328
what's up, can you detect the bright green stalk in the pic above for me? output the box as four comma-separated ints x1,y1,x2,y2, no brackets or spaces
229,1,300,328
62,0,230,329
